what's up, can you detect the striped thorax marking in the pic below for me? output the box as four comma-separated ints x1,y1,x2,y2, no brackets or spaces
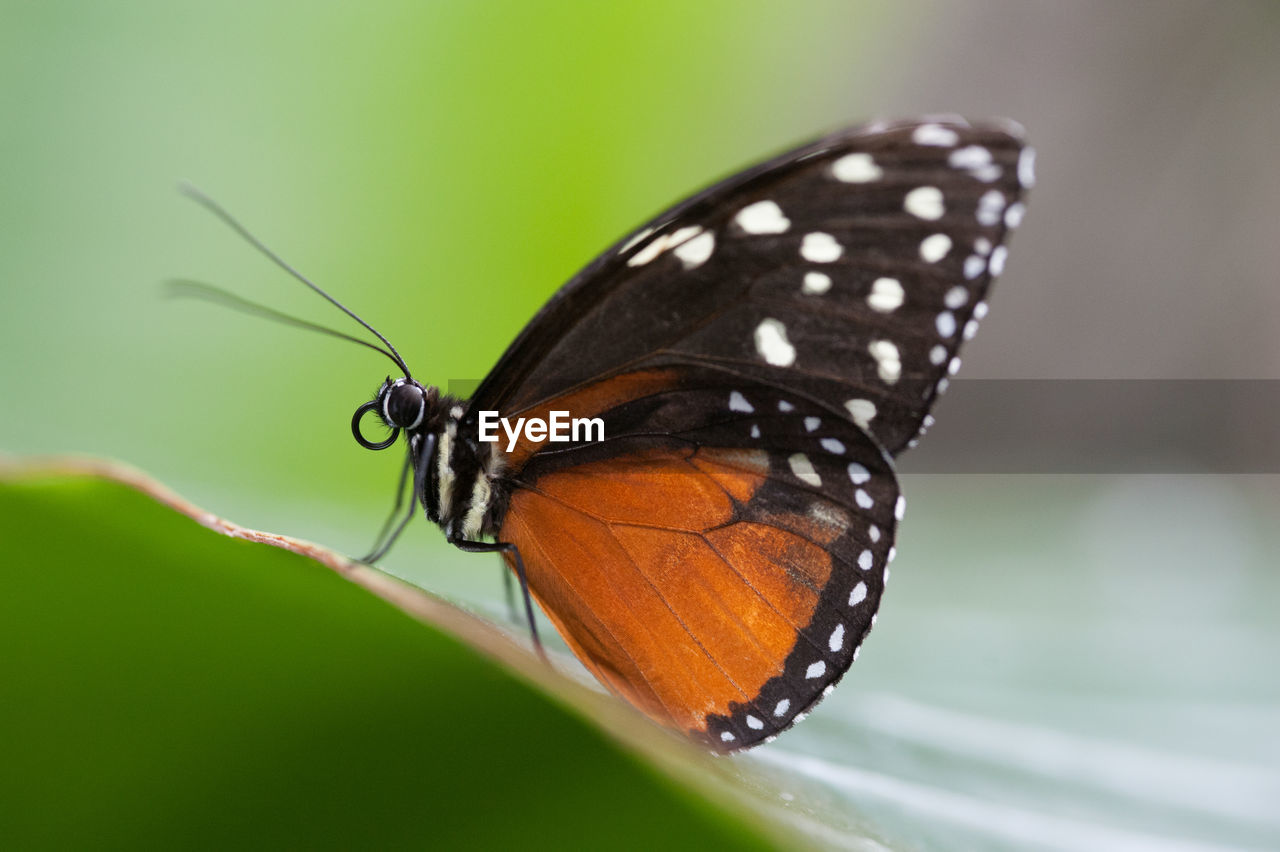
430,405,506,540
462,441,505,539
436,417,458,525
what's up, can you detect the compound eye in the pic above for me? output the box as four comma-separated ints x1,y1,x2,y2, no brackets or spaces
384,381,426,430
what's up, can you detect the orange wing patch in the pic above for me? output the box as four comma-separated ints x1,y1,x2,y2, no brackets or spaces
526,447,735,530
500,445,837,738
502,369,682,471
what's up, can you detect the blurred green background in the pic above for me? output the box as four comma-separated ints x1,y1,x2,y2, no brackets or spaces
3,1,1279,849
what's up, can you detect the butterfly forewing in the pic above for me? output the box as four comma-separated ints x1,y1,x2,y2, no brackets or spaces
471,118,1031,455
497,369,898,750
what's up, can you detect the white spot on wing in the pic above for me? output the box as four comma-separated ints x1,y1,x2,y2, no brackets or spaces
920,233,952,263
929,344,947,365
855,489,873,509
976,164,1004,182
847,462,870,484
948,145,991,170
845,398,876,428
913,123,960,146
858,549,872,570
801,232,843,263
989,245,1008,276
950,144,1001,182
964,255,986,279
1018,147,1037,188
904,186,945,220
977,190,1006,226
729,391,753,413
746,715,764,730
802,271,831,294
627,225,703,267
832,152,881,183
868,339,901,384
804,416,820,432
820,437,845,454
936,311,956,338
788,453,821,487
673,228,715,269
849,581,868,606
829,623,845,652
1005,202,1026,228
805,660,826,679
867,277,904,313
945,286,968,309
735,200,790,234
809,502,849,533
895,495,906,521
774,699,790,717
754,318,796,366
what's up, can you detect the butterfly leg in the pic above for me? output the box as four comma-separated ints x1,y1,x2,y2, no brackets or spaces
359,448,414,563
447,535,546,661
501,566,517,623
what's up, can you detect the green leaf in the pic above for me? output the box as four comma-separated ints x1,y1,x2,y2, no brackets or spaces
0,458,784,851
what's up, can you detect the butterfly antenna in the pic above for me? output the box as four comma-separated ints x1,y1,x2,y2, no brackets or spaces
179,182,413,379
165,278,405,368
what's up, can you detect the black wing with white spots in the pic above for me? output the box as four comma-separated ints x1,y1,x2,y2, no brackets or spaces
469,117,1032,455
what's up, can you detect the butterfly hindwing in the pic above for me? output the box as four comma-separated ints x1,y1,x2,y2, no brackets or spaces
497,368,899,750
470,118,1031,455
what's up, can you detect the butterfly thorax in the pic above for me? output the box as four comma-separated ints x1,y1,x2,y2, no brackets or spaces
411,396,508,541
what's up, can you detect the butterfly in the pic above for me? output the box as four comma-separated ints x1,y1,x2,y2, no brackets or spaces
184,117,1032,752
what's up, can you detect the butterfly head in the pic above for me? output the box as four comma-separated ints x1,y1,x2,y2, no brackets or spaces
352,377,440,450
